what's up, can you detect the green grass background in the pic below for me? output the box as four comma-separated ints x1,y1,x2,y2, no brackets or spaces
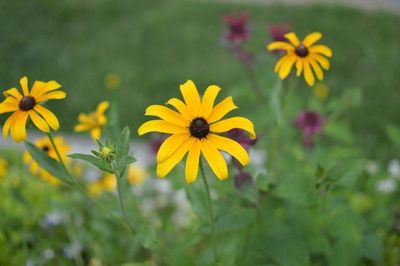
0,0,399,157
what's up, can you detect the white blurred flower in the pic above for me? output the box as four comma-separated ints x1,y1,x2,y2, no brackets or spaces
155,179,172,194
63,242,82,259
365,160,379,175
376,178,397,194
40,211,66,228
41,249,55,261
388,159,400,178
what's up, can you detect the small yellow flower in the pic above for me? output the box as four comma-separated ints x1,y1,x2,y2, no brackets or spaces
127,164,147,185
104,73,121,90
313,82,329,101
0,158,7,179
267,32,333,87
23,136,70,185
138,80,256,183
88,173,116,197
0,76,66,143
74,101,109,140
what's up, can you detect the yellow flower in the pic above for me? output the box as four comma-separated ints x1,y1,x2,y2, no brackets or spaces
0,158,7,179
313,82,329,101
88,173,116,197
138,80,256,183
0,76,66,142
104,73,121,90
127,164,147,185
23,136,70,185
74,101,109,140
267,32,333,87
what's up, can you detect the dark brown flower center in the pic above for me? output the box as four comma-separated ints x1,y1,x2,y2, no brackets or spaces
295,44,309,57
42,145,50,152
189,118,209,139
19,96,36,111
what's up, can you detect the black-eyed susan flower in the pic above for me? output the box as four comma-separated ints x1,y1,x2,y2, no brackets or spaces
74,101,109,140
0,76,65,143
138,80,256,183
0,158,7,179
267,32,333,86
23,136,70,185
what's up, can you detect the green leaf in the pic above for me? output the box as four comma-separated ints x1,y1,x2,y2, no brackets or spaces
69,153,113,173
386,124,400,147
324,122,353,144
116,126,130,159
25,141,71,184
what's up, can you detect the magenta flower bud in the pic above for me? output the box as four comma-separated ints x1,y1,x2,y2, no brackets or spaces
222,12,251,44
295,111,325,146
234,170,254,192
268,23,291,42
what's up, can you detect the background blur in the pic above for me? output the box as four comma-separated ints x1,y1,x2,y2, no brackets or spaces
1,0,399,158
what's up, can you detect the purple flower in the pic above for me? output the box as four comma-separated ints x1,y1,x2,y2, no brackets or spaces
268,23,291,42
226,128,257,151
295,111,325,146
149,134,167,155
234,170,254,192
223,12,251,44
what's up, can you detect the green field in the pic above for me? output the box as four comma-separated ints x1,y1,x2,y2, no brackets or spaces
0,0,399,157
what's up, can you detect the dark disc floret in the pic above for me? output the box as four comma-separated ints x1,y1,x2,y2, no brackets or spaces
295,44,309,57
42,145,50,152
189,117,209,139
19,96,36,111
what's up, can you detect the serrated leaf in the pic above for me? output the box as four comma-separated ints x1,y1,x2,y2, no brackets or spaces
69,153,113,173
25,141,71,184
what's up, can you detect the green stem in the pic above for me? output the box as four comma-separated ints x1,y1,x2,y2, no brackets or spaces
199,160,218,262
46,133,128,230
114,166,136,235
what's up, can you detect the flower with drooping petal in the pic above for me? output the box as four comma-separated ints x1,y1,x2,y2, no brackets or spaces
0,76,66,143
74,101,109,140
295,110,325,146
267,32,333,86
23,136,70,185
138,80,256,183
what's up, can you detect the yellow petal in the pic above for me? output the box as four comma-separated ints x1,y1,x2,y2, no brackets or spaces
11,111,29,142
31,80,62,98
201,138,228,180
267,41,294,52
0,102,18,114
77,113,94,124
34,105,60,130
207,134,250,166
96,101,109,116
156,137,194,177
157,133,190,163
274,54,289,73
309,45,333,57
19,76,29,96
36,91,67,102
3,88,23,100
180,80,201,117
91,127,101,140
278,55,296,79
29,81,46,97
29,110,50,132
284,32,300,46
3,111,20,138
138,120,187,136
296,59,303,76
201,85,221,118
207,96,238,124
185,139,201,183
210,117,256,139
303,32,322,47
310,54,330,70
145,105,188,127
309,59,324,81
303,60,315,87
166,98,192,121
74,123,92,132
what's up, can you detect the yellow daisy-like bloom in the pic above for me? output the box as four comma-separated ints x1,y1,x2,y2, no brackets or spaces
0,76,66,143
88,173,116,197
0,158,7,179
267,32,333,87
74,101,109,140
23,136,70,186
127,164,147,185
138,80,256,183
